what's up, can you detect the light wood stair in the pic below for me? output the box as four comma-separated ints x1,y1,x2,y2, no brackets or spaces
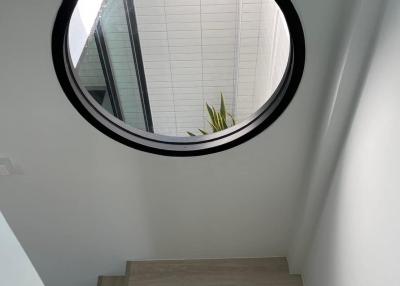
97,276,126,286
98,258,303,286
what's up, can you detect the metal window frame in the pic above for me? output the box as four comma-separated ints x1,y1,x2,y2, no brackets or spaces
123,0,154,133
93,22,125,121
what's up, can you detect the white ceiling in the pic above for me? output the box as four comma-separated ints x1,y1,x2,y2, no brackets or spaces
0,0,357,286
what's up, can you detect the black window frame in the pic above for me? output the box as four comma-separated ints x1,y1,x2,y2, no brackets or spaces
123,0,154,133
52,0,305,157
94,2,153,132
93,23,125,121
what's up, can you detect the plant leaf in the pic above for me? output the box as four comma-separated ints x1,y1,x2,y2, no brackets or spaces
220,93,226,121
228,113,236,126
206,103,217,126
199,129,208,135
208,121,218,132
220,113,228,129
189,94,236,136
212,106,222,130
217,112,226,130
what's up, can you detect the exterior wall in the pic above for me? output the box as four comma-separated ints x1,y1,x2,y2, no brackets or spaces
135,0,289,136
135,0,239,136
75,0,147,130
101,0,146,129
76,40,106,88
73,0,290,136
245,0,290,120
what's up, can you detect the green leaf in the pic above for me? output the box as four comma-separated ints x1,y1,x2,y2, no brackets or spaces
208,121,218,132
188,93,236,135
220,93,226,121
206,103,217,126
228,113,236,126
212,106,221,130
187,132,197,136
217,113,226,130
220,113,228,129
199,129,208,135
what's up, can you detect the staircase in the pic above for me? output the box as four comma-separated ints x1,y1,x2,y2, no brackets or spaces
97,258,303,286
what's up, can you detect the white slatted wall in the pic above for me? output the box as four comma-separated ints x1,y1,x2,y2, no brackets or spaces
135,0,289,136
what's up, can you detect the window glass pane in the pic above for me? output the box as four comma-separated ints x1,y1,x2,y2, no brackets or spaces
68,0,291,137
100,0,148,130
75,37,116,117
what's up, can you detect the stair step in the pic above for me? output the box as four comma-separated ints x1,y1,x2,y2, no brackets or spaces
98,275,126,286
127,258,289,276
128,273,302,286
125,258,302,286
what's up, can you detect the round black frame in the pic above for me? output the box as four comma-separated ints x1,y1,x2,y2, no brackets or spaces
52,0,305,157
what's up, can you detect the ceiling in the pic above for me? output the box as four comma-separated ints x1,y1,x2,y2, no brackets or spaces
0,0,356,285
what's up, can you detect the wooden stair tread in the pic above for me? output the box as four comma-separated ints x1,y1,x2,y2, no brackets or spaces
98,258,303,286
127,273,302,286
98,275,126,286
127,258,289,276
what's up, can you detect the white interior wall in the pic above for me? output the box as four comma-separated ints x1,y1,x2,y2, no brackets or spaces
0,0,356,285
287,0,386,272
302,0,400,285
0,212,44,286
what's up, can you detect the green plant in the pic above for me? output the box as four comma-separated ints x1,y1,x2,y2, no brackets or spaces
187,93,236,136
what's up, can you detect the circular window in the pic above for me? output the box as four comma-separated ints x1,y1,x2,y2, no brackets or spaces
52,0,305,156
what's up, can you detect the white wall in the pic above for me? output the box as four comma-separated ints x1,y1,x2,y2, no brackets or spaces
135,0,241,136
0,212,44,286
302,0,400,285
288,0,386,272
0,0,355,285
236,0,289,122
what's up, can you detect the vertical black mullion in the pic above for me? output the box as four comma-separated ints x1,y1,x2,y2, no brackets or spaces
94,23,125,121
123,0,154,133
